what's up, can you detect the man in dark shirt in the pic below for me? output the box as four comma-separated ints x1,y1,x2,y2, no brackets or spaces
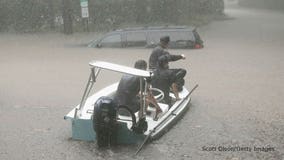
149,36,185,70
115,60,161,117
152,55,186,106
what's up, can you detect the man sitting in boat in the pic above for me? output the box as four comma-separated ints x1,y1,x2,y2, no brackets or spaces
149,36,186,70
114,60,162,119
149,36,186,91
151,55,186,106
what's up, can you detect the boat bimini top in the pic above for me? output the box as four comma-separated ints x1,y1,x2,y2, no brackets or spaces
90,61,151,78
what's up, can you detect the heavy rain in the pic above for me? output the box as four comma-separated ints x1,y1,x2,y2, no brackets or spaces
0,0,283,160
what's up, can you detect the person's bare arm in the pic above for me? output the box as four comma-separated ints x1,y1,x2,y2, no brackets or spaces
146,90,162,120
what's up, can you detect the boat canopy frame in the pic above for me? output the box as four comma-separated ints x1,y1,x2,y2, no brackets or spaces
76,61,152,120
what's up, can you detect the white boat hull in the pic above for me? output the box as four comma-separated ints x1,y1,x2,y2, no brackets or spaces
65,82,191,144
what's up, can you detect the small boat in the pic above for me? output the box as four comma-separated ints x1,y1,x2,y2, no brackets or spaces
64,61,198,146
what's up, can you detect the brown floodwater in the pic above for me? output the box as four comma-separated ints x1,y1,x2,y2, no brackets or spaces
0,6,283,160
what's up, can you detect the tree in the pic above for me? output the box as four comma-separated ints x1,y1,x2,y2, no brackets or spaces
47,0,56,30
135,0,147,23
62,0,73,34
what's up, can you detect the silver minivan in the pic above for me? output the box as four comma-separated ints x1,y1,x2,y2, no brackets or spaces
88,26,204,49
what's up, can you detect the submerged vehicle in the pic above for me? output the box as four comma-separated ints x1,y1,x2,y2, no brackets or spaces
64,61,198,147
88,26,204,49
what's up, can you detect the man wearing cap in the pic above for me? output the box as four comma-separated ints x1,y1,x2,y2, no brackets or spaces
149,36,185,70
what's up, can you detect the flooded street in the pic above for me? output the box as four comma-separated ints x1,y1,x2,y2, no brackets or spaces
0,6,284,160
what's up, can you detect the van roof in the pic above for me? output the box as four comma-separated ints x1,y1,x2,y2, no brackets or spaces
113,26,196,32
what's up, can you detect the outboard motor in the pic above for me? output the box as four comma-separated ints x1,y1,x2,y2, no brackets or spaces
93,96,117,147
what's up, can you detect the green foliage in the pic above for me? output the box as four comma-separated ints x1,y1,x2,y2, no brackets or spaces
0,0,225,33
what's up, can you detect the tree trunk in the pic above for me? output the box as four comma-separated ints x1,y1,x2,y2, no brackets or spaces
48,0,55,30
62,0,73,34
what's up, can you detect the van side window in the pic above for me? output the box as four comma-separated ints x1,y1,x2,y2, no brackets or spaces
126,32,147,47
100,34,121,47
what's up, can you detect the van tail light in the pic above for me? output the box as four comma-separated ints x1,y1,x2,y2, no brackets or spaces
194,44,203,49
